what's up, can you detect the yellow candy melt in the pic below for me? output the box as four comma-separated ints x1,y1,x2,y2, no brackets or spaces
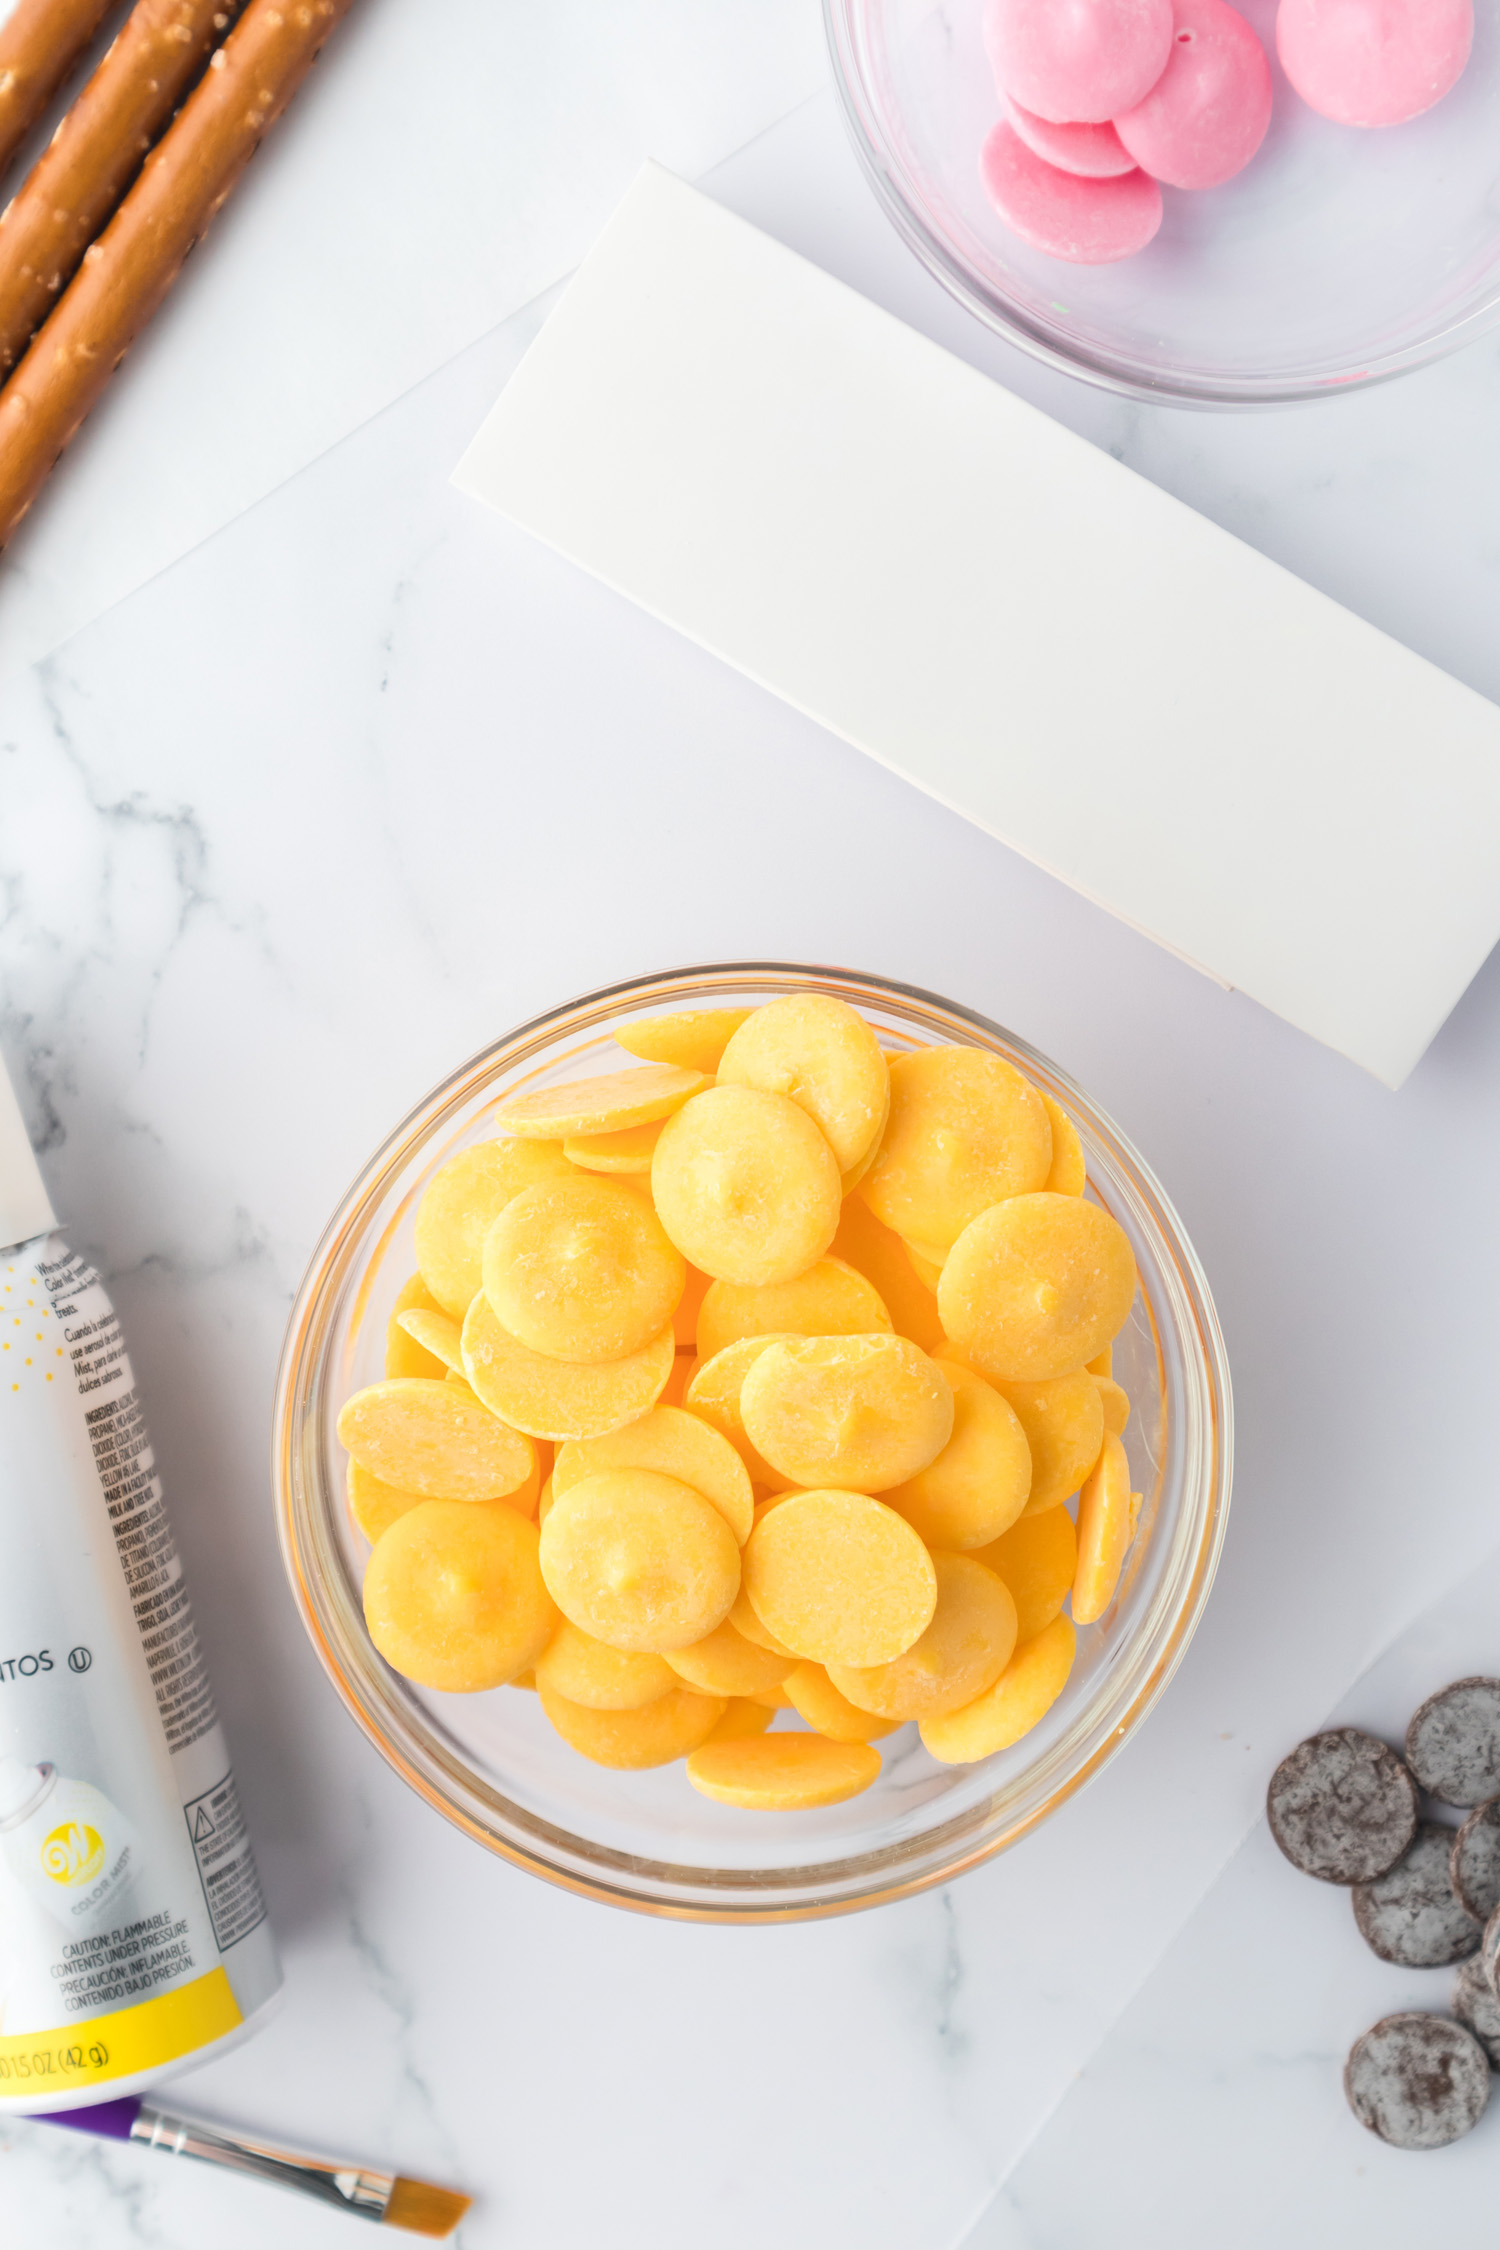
346,1002,1159,1808
461,1291,673,1440
828,1553,1017,1721
658,1353,693,1407
985,1369,1106,1515
938,1193,1137,1382
919,1615,1076,1764
684,1333,797,1488
839,1135,882,1197
651,1085,841,1286
784,1662,902,1743
703,1697,775,1744
742,1489,937,1666
1041,1094,1086,1195
717,994,889,1177
563,1118,665,1174
972,1504,1078,1642
740,1334,954,1494
422,1399,541,1514
554,1405,754,1545
347,1459,422,1545
497,1442,544,1521
673,1265,711,1349
338,1377,535,1502
482,1175,684,1365
904,1242,945,1292
534,1620,678,1710
386,1272,447,1378
493,1064,706,1139
395,1304,466,1375
539,1681,726,1768
696,1256,892,1362
885,1361,1031,1550
415,1139,575,1318
615,1008,753,1073
363,1500,557,1692
538,1469,741,1651
686,1735,881,1809
728,1585,797,1658
663,1617,794,1697
832,1195,945,1354
1094,1374,1131,1437
859,1046,1052,1253
1072,1431,1136,1626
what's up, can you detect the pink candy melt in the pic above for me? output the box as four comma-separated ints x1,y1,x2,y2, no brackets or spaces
1276,0,1472,127
1005,96,1137,178
980,123,1163,261
984,0,1175,123
1115,0,1272,189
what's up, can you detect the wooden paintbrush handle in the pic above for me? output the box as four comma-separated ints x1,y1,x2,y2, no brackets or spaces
0,0,123,180
0,0,358,550
0,0,246,376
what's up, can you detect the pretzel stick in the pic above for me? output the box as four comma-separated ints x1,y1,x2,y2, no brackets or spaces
0,0,245,375
0,0,357,549
0,0,121,180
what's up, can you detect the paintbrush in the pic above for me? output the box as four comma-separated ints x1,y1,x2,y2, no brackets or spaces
35,2095,471,2235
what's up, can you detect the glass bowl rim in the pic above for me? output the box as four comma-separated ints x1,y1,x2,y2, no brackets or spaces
822,0,1500,409
273,960,1234,1922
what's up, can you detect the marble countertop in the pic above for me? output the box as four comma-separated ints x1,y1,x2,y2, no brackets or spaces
3,68,1500,2250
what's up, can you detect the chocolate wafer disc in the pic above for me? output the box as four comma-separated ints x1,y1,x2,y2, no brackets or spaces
1452,1799,1500,1925
1345,2014,1490,2149
1481,1902,1500,2000
1353,1823,1482,1967
1266,1728,1418,1885
1452,1959,1500,2070
1406,1679,1500,1807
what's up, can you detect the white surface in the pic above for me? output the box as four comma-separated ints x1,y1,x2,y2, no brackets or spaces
0,82,1498,2250
0,1047,54,1249
976,1544,1500,2248
0,0,825,667
454,164,1500,1091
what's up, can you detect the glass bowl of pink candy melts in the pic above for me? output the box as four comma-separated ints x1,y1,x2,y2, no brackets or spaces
825,0,1500,402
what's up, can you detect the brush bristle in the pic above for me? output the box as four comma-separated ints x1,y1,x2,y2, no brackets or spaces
382,2177,472,2238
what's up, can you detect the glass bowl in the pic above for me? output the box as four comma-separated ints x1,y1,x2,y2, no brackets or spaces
274,965,1231,1921
825,0,1500,404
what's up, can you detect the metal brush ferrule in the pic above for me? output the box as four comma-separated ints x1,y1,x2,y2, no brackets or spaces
131,2104,395,2221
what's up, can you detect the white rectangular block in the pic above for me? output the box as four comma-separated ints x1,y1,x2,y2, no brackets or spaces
454,163,1500,1087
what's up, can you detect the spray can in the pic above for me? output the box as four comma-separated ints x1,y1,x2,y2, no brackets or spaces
0,1054,281,2112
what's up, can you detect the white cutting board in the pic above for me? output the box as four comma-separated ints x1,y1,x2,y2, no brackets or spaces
454,163,1500,1088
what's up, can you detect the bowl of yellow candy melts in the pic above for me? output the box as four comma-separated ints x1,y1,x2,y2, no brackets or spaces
276,966,1231,1919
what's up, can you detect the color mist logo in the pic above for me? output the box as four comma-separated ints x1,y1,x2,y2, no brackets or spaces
40,1821,106,1887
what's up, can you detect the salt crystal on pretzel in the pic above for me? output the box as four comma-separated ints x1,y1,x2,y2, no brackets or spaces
0,0,119,180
